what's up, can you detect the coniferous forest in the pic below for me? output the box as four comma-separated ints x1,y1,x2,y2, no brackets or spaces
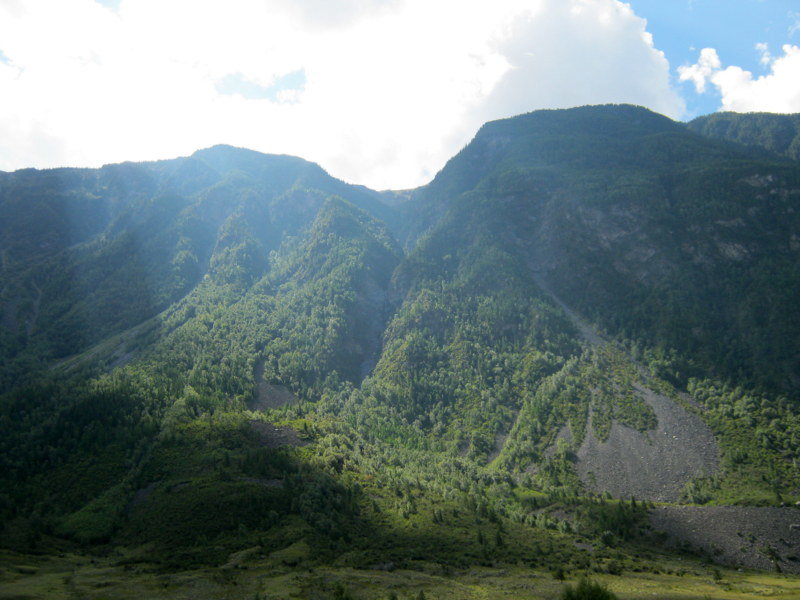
2,105,800,599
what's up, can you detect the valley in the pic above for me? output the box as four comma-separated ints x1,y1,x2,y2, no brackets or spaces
2,105,800,599
3,548,800,600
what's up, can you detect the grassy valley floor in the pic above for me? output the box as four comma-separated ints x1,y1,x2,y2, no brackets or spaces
2,549,800,600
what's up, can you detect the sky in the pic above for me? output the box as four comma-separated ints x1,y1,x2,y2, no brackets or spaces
0,1,799,190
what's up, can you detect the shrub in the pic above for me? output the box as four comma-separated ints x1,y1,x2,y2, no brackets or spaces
560,577,618,600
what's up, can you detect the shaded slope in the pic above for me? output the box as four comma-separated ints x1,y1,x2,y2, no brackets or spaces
375,104,795,505
0,147,394,391
0,195,400,555
415,104,800,394
651,506,800,573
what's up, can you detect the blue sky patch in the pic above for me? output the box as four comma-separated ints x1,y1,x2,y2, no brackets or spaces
627,0,800,118
216,70,306,102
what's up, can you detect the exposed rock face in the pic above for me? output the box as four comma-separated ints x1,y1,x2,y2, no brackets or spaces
355,273,391,380
575,386,719,502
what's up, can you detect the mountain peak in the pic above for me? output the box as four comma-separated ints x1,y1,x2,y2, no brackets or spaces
476,104,679,141
190,144,321,178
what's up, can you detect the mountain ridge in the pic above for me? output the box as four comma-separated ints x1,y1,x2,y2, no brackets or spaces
2,104,800,594
688,111,800,161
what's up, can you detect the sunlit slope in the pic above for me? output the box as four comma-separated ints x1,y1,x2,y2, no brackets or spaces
1,105,800,580
0,145,393,391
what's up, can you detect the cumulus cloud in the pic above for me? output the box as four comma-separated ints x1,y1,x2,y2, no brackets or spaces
677,48,721,93
0,0,683,189
679,44,800,113
755,42,772,67
471,0,684,126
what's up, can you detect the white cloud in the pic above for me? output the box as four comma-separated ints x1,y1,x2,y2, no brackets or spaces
755,42,772,66
472,0,684,127
679,44,800,113
0,0,683,189
269,0,402,29
677,48,721,93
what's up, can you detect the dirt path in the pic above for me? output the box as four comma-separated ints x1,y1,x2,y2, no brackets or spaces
651,505,800,573
531,273,603,346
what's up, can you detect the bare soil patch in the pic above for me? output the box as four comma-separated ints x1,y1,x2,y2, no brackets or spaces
575,385,718,502
249,361,298,411
249,421,306,448
650,505,800,573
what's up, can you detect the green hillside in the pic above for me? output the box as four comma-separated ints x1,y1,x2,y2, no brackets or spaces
2,105,800,599
688,111,800,161
0,145,393,391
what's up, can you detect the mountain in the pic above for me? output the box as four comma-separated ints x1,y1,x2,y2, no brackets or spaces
688,111,800,161
2,105,800,597
407,105,800,392
0,145,395,391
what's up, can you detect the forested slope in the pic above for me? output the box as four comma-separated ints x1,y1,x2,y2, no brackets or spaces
688,111,800,161
2,105,800,587
0,145,393,391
